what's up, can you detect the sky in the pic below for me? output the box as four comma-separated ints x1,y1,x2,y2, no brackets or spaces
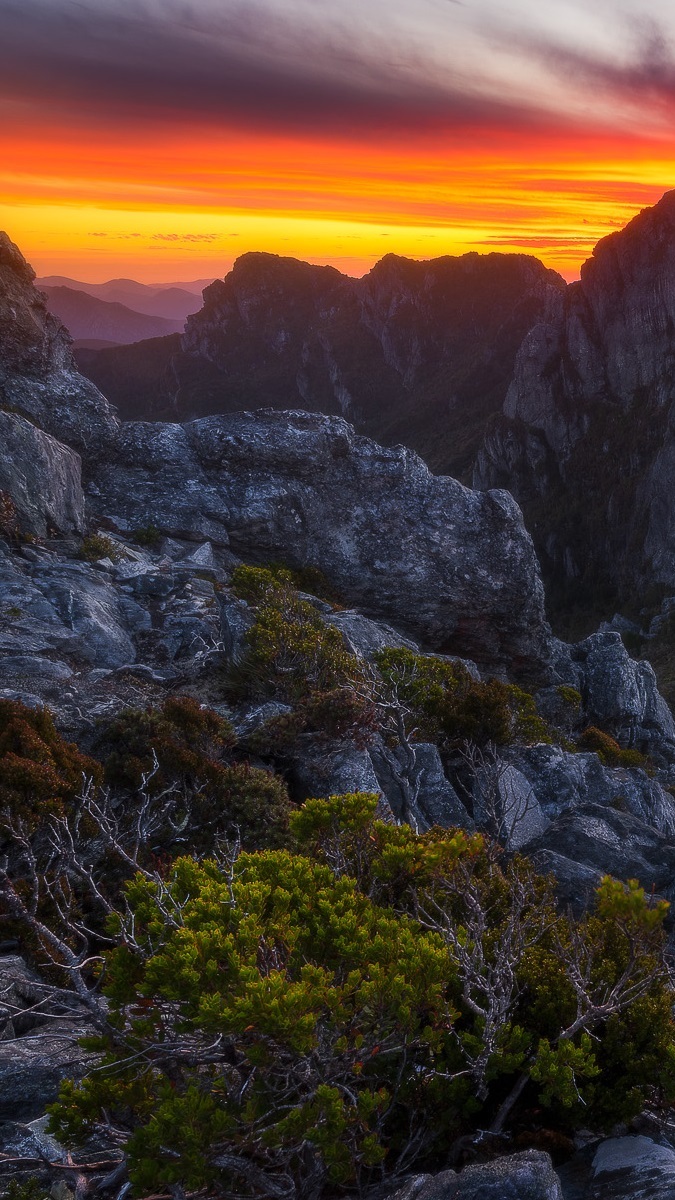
1,0,675,283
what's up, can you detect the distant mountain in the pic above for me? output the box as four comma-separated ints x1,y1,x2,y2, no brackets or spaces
41,286,185,345
36,276,211,320
75,250,565,481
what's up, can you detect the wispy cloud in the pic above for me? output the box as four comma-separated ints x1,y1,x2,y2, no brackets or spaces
0,0,583,136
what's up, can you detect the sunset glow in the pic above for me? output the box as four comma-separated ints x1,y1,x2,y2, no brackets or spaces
2,0,675,282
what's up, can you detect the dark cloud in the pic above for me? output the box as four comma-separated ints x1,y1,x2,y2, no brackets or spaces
0,0,576,136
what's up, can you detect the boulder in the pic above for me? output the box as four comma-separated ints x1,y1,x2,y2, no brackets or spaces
0,411,84,537
573,632,675,761
93,410,554,679
507,744,675,837
588,1136,675,1199
0,956,96,1121
371,741,472,831
388,1152,563,1200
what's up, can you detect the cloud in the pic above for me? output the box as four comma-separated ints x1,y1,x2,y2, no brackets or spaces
0,0,578,137
494,12,675,122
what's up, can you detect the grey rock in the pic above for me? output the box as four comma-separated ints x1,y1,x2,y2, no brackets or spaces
292,744,385,803
371,741,472,832
179,540,219,569
389,1173,458,1200
454,1150,563,1199
325,610,420,658
92,410,553,678
0,957,95,1121
508,744,675,836
0,411,84,536
219,594,254,664
0,655,73,680
529,850,604,913
472,759,548,849
233,701,293,739
588,1136,675,1199
574,631,675,759
0,231,118,455
527,803,675,900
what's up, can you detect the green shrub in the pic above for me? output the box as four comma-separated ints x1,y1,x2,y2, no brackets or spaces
78,533,123,562
374,648,552,747
130,524,162,548
50,848,452,1195
47,796,675,1198
229,566,363,704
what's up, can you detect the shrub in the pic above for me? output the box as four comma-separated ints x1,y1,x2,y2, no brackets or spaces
374,648,552,748
0,490,19,540
50,850,452,1196
578,725,648,769
130,524,162,548
96,696,292,851
0,699,101,823
79,533,123,563
229,566,363,704
44,797,675,1199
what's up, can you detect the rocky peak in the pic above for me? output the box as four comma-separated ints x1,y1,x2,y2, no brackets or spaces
0,230,73,379
475,189,675,613
0,230,118,457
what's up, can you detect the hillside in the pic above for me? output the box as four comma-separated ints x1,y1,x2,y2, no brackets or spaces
41,284,185,344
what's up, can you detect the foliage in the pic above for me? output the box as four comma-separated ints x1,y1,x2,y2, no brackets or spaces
44,795,675,1199
578,725,648,769
50,849,452,1197
373,648,552,747
0,698,101,823
556,686,582,709
78,533,123,562
0,490,19,540
95,695,291,851
130,524,162,548
229,566,363,704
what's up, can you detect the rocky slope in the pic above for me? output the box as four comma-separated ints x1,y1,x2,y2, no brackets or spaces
41,284,185,344
77,249,565,479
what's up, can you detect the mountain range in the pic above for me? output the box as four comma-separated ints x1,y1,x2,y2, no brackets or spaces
71,191,675,639
35,274,212,348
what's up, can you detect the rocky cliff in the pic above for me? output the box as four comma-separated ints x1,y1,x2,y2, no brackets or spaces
77,249,565,480
0,233,118,455
475,190,675,624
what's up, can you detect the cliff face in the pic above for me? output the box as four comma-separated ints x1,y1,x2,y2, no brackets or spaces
78,250,565,479
0,232,118,456
475,191,675,617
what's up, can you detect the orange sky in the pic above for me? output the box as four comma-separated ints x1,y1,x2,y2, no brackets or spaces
2,0,675,283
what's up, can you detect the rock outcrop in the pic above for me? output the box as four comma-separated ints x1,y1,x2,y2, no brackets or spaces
91,409,553,678
0,231,118,455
